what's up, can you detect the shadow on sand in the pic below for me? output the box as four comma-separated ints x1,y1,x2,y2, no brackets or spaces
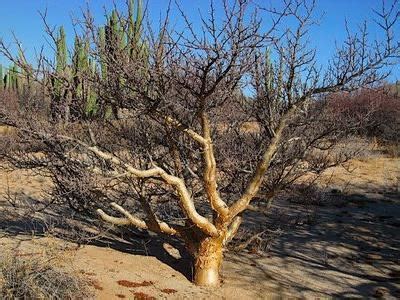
0,182,399,298
0,196,194,281
224,182,400,298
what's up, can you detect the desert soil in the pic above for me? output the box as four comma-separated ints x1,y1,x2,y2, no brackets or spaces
0,156,399,299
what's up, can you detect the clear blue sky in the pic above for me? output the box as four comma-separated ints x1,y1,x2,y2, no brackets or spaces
0,0,399,82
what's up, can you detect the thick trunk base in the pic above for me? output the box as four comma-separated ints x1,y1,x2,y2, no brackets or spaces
194,237,223,287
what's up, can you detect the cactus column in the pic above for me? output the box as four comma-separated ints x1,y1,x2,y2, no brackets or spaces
51,26,70,122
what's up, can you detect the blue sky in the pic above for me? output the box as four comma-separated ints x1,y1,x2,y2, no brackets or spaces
0,0,399,82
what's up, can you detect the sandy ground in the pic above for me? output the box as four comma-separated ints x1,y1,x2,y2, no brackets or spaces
0,157,399,299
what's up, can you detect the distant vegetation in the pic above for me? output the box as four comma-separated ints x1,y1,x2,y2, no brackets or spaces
0,0,145,121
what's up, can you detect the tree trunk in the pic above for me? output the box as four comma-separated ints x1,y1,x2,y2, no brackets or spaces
194,237,223,287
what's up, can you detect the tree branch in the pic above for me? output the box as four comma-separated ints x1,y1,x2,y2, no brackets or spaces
201,112,229,218
228,104,298,220
97,202,177,236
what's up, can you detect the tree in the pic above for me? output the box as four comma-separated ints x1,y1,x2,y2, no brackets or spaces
0,0,399,287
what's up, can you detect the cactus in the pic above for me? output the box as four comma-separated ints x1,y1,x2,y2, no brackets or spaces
48,26,69,121
45,3,147,121
106,10,125,56
72,36,87,116
4,73,10,90
72,36,89,76
54,27,68,96
0,65,18,91
17,49,31,94
72,36,99,118
263,47,283,100
276,51,284,100
127,0,143,59
98,27,108,80
86,58,99,116
264,48,273,93
56,27,68,72
9,65,19,91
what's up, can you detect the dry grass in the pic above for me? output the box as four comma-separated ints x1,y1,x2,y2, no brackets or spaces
380,143,400,158
0,125,16,136
0,239,91,299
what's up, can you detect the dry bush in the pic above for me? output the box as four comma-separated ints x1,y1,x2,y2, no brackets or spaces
0,251,91,299
230,227,283,254
379,143,400,158
286,184,330,206
326,87,400,151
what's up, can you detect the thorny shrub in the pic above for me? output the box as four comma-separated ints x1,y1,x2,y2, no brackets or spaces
0,250,91,299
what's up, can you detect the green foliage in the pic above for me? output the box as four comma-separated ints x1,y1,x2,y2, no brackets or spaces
85,89,98,117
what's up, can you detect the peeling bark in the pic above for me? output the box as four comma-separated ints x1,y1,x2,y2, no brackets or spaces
194,237,224,287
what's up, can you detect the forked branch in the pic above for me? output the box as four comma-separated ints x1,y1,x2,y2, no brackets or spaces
97,202,177,235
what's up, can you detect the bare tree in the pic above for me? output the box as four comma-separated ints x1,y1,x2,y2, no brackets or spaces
0,0,399,286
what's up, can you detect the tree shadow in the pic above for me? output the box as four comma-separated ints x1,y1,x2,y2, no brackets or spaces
1,177,399,297
0,195,194,281
224,184,400,298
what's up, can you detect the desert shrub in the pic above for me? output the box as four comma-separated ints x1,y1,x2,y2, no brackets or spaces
380,143,400,158
230,227,283,253
0,90,20,115
0,252,91,299
326,87,400,146
286,184,328,206
0,88,50,121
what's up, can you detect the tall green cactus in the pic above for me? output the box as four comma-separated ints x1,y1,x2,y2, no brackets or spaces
264,48,274,93
127,0,143,59
106,10,125,56
4,72,10,90
72,36,99,118
55,26,68,97
98,27,108,80
276,54,283,100
72,36,89,76
9,65,19,91
45,2,147,121
49,26,72,122
17,49,30,94
56,27,68,71
85,58,98,116
72,36,87,116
